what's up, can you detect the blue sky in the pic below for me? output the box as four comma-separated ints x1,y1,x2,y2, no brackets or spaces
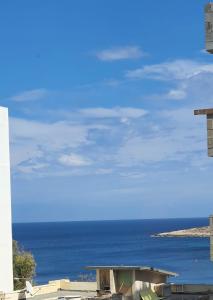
1,0,213,222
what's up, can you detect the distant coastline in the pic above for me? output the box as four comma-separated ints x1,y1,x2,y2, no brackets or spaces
152,226,210,238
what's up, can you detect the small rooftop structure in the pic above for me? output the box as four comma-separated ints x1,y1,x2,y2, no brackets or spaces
205,3,213,53
86,266,177,277
194,108,213,157
86,266,178,300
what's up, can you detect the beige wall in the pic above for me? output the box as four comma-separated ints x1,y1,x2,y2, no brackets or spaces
99,270,110,290
60,280,97,291
114,270,133,296
171,284,213,294
135,271,167,284
0,279,97,300
110,270,116,294
97,269,168,299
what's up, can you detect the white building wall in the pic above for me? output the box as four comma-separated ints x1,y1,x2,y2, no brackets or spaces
0,107,13,292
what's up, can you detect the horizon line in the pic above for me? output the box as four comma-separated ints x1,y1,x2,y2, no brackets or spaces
12,216,209,225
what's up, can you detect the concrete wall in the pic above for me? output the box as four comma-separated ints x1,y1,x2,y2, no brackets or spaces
97,269,169,300
110,271,116,294
0,107,13,292
0,282,59,300
111,270,167,300
135,271,167,284
207,116,213,157
99,269,110,290
171,284,213,294
59,280,97,291
170,284,213,300
114,270,133,295
0,279,97,300
205,3,213,53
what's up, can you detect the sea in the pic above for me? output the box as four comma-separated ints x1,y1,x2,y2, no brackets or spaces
13,218,213,285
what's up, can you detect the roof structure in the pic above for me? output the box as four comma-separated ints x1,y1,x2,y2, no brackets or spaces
194,108,213,115
86,266,178,277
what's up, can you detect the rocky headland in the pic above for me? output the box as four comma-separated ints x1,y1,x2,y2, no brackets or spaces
152,226,210,238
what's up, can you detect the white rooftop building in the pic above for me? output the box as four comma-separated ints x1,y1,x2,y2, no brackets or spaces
0,107,13,292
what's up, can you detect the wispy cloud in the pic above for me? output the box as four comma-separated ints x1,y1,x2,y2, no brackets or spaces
9,106,148,176
8,107,133,175
59,153,92,167
150,87,187,101
117,107,206,167
79,107,147,119
9,105,208,178
125,59,213,104
8,58,213,179
10,117,92,174
126,59,213,81
165,88,186,100
10,88,48,102
96,46,146,61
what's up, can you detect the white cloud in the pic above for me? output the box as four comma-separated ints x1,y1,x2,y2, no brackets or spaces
147,87,187,101
79,107,147,119
165,89,186,100
10,88,48,102
96,46,145,61
10,117,89,151
9,106,148,176
119,171,146,179
117,107,206,166
94,168,113,175
125,59,213,104
9,117,93,174
126,59,213,81
59,153,92,167
8,104,209,178
17,163,49,174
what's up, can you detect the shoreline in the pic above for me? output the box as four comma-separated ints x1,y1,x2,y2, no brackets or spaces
152,226,210,238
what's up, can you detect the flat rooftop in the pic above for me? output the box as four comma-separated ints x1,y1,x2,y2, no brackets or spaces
86,266,178,277
32,290,96,300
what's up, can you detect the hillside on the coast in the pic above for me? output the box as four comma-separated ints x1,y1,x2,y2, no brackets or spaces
153,226,210,237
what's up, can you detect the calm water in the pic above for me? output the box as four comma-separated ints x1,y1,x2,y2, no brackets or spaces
13,218,213,284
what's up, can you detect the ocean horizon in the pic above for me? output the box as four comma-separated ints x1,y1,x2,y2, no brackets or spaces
13,217,213,285
13,216,209,224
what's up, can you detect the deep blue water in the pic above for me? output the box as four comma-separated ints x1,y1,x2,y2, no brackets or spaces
13,218,213,285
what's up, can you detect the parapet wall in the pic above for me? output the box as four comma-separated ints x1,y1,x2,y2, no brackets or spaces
0,279,97,300
2,280,213,300
172,284,213,294
59,279,97,291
